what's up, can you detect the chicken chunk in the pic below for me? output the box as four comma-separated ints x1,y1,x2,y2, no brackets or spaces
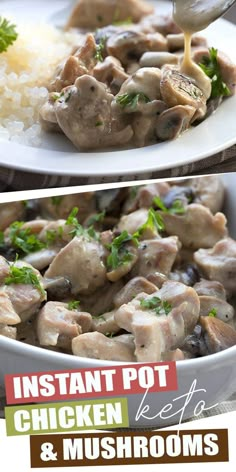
45,236,107,295
107,31,167,66
161,204,227,249
0,289,21,325
39,192,96,222
194,238,236,292
72,332,136,361
66,0,153,29
93,56,129,95
117,208,161,239
115,281,200,361
123,182,170,214
0,202,25,231
156,105,195,141
50,34,97,93
160,67,207,121
37,301,92,349
54,75,133,150
132,236,180,278
0,324,17,340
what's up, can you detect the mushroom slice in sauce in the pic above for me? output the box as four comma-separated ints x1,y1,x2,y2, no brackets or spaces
115,280,200,362
72,332,136,362
194,279,227,300
198,296,234,323
0,202,25,231
114,276,157,307
194,238,236,293
156,105,195,141
200,316,236,354
93,56,129,95
160,67,207,120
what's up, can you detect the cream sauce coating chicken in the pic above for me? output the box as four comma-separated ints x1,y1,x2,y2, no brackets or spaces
0,175,235,362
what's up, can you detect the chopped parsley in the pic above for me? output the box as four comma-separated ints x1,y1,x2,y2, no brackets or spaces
153,196,186,215
51,196,64,206
208,308,217,318
116,92,150,109
140,296,172,316
45,228,63,245
133,208,165,240
95,37,106,62
5,263,45,296
66,207,99,241
68,300,80,311
0,231,5,248
95,121,104,127
106,230,138,271
8,221,46,255
0,17,18,53
86,211,105,226
199,47,231,99
113,17,133,26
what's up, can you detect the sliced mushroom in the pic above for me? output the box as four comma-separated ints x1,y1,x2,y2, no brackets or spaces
72,332,136,362
23,248,59,271
160,67,207,120
161,204,227,249
114,276,157,307
198,296,234,322
107,243,138,282
169,264,200,287
156,105,195,141
194,238,236,293
166,34,207,52
140,51,179,68
200,316,236,354
194,279,226,300
91,310,120,335
37,301,92,349
39,192,96,222
0,202,25,231
93,56,129,95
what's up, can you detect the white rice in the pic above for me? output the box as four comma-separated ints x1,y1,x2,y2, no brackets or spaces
0,22,80,146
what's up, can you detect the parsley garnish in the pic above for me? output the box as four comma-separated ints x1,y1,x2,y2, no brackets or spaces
68,300,80,311
0,231,5,248
0,17,18,53
66,207,99,241
153,196,186,215
95,121,103,127
51,196,63,206
5,263,45,296
199,47,231,99
116,92,150,109
86,211,105,226
8,221,46,255
208,308,217,318
113,17,133,26
95,37,106,62
106,230,138,271
140,296,172,316
133,208,165,240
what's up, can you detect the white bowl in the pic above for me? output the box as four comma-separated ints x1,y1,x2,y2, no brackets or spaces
0,173,236,428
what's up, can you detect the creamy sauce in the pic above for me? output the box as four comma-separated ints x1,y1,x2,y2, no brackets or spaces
173,0,234,99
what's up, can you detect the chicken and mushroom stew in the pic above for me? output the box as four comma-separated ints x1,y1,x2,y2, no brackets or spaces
39,0,236,150
0,176,236,362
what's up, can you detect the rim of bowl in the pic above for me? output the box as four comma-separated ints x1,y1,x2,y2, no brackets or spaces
0,335,236,372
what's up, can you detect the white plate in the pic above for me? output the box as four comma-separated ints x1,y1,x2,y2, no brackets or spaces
0,0,236,176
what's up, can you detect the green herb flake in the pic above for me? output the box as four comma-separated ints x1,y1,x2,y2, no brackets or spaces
95,121,103,127
153,196,186,215
95,37,106,62
116,92,150,109
208,308,217,318
113,17,133,26
140,296,172,316
0,17,18,53
51,196,64,206
133,208,165,240
106,230,138,271
68,300,80,311
96,15,103,23
5,263,45,296
86,211,105,226
199,47,231,98
0,231,5,247
66,207,99,241
8,221,46,255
